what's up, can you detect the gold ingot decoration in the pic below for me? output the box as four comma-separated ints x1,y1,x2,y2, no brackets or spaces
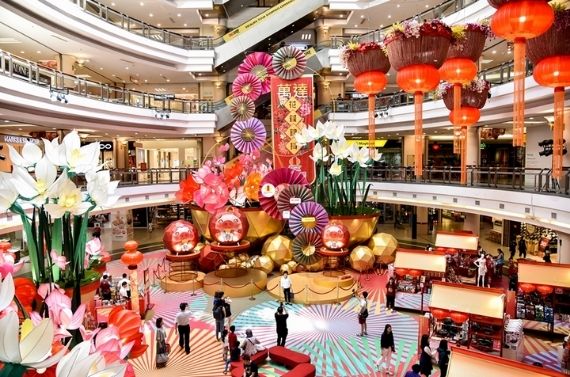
238,253,249,262
219,264,230,270
249,255,260,264
254,255,274,274
301,216,317,229
228,258,239,266
330,214,379,247
190,206,283,243
280,264,293,275
287,260,298,270
368,233,398,263
262,235,293,267
349,246,375,272
303,257,325,272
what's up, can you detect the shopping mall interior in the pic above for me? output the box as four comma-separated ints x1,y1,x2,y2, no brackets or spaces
0,0,569,376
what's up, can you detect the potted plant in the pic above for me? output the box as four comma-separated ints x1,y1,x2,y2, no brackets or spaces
439,79,491,111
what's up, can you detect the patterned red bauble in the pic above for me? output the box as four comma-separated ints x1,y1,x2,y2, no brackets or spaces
208,206,249,245
321,221,350,250
163,220,200,254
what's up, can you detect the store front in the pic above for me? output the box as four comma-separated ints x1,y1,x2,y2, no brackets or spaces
0,134,42,172
138,139,202,169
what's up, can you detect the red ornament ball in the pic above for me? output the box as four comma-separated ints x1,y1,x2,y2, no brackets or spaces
163,220,200,254
321,221,350,250
208,206,249,245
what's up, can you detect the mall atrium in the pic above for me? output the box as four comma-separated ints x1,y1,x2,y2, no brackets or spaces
0,0,569,376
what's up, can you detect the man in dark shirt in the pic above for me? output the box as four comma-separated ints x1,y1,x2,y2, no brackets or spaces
275,304,289,347
404,364,421,377
243,354,259,377
228,325,239,358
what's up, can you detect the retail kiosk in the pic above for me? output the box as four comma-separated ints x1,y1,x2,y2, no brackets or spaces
393,249,447,312
435,231,480,284
429,281,506,356
447,346,566,377
516,260,570,335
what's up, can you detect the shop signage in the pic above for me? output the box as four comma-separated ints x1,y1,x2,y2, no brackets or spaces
222,0,296,42
153,94,175,100
99,141,114,151
3,135,40,145
347,139,388,148
270,75,315,183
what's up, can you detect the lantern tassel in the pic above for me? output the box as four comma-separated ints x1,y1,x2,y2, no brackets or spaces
513,38,526,147
414,92,423,177
461,127,467,185
453,84,462,154
368,94,375,155
553,86,565,180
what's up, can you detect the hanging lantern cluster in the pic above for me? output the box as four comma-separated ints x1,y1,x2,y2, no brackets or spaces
489,0,554,147
527,4,570,180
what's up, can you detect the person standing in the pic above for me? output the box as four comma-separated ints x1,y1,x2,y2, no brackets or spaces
280,272,292,305
519,237,527,259
437,339,450,377
495,249,505,275
117,273,131,298
375,324,395,374
175,302,191,354
357,291,369,336
275,304,289,347
155,317,168,368
119,281,130,302
98,274,112,301
243,354,259,377
213,294,226,342
386,277,396,312
419,334,436,377
509,238,517,260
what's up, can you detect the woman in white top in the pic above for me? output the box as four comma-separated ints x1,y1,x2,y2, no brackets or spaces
357,291,369,336
240,329,261,357
280,272,292,305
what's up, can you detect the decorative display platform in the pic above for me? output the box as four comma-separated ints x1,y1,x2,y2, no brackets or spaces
266,272,356,304
202,268,267,297
159,271,205,292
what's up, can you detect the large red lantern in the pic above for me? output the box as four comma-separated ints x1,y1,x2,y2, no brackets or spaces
353,71,387,95
450,311,469,324
440,59,478,116
321,221,350,250
431,308,451,320
395,268,409,277
208,206,249,245
536,285,554,296
519,282,536,293
408,269,422,278
450,107,481,127
163,220,200,254
14,277,36,314
121,240,143,269
490,0,554,147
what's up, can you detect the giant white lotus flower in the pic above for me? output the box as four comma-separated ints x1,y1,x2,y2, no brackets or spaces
7,143,42,168
329,159,342,176
56,340,126,377
349,146,371,168
330,137,355,160
310,143,329,163
0,172,18,211
12,157,58,205
44,131,100,174
44,177,92,218
86,170,119,208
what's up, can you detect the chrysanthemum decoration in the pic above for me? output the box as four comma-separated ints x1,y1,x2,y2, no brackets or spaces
232,73,262,101
230,117,266,154
230,96,255,121
238,52,274,94
289,201,329,236
259,168,309,220
292,232,323,266
272,46,307,80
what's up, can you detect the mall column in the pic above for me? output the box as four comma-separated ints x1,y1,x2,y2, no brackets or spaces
463,213,480,236
465,126,480,184
558,232,570,264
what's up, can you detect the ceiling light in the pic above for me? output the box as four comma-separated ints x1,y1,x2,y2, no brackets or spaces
157,23,161,27
99,67,104,70
184,23,187,27
387,15,392,19
139,1,144,5
125,66,129,70
149,13,153,17
380,24,384,28
19,50,24,54
166,79,170,82
425,4,429,7
360,15,364,18
354,24,358,27
111,2,115,5
177,13,181,17
144,79,148,82
397,4,400,7
205,13,209,17
182,87,186,90
36,50,41,54
492,50,497,54
18,128,22,131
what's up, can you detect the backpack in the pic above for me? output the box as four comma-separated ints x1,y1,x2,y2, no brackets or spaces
213,304,224,320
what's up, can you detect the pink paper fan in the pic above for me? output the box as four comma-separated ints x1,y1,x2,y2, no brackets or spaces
231,117,266,153
230,96,255,122
238,52,274,94
259,168,309,220
232,73,262,101
272,46,307,80
276,184,314,216
289,202,329,236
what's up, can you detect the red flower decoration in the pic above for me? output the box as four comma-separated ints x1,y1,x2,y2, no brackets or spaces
176,175,200,204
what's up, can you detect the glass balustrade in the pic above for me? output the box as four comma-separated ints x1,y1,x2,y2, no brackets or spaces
0,49,214,114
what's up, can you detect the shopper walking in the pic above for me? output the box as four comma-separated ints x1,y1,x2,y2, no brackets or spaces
509,238,517,260
385,277,396,312
375,324,395,374
519,237,527,259
213,294,227,342
241,329,261,357
175,302,191,354
357,291,369,336
280,271,292,305
495,249,505,275
419,334,436,377
437,339,450,377
155,317,169,368
275,304,289,347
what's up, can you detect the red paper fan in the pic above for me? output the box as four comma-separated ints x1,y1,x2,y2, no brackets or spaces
259,168,309,220
276,184,314,217
232,73,262,101
238,52,274,94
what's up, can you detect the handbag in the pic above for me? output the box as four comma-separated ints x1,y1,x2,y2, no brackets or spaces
165,343,171,354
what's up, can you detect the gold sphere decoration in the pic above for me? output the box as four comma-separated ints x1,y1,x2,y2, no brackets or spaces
254,255,274,274
368,233,398,262
238,253,249,262
349,246,375,272
228,257,239,266
262,235,293,267
287,260,298,270
219,264,230,270
279,264,293,274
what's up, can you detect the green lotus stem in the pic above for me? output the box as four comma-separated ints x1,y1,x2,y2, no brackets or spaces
0,363,27,377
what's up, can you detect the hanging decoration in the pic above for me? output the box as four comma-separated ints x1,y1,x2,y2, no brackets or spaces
230,117,267,153
385,19,452,177
238,52,274,94
272,46,307,80
232,73,262,101
340,41,390,151
230,96,256,121
489,0,554,147
288,201,329,236
527,4,570,180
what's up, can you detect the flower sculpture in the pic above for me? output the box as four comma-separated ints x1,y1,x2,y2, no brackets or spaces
232,73,262,101
238,52,274,94
0,242,24,278
193,173,230,214
272,46,307,80
244,171,263,201
42,289,86,340
56,340,127,377
0,131,119,310
175,175,200,204
230,96,256,122
231,117,267,153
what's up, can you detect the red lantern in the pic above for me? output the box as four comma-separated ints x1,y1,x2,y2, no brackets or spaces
163,220,200,254
519,282,536,293
322,221,350,250
108,307,148,359
450,311,469,324
121,240,143,269
409,269,422,278
490,0,554,147
431,308,451,320
536,285,554,296
354,71,387,95
395,268,409,277
449,107,480,127
208,206,249,245
446,248,459,255
439,58,478,86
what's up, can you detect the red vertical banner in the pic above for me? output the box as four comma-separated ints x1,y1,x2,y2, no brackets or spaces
270,75,316,183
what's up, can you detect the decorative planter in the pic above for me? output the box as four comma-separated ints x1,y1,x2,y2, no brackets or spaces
527,8,570,64
442,86,489,110
385,34,451,71
345,48,391,77
447,29,487,61
329,213,379,247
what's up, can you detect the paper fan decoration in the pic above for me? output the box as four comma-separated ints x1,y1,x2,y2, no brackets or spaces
289,202,328,236
238,52,274,94
230,96,255,122
231,117,266,153
292,232,323,266
272,46,307,80
232,73,262,101
276,184,314,216
259,168,309,220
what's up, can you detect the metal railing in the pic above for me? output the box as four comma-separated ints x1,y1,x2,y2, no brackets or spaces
70,0,213,50
0,50,215,114
108,166,570,196
328,59,531,113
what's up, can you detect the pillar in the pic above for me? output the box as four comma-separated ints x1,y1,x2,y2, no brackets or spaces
416,207,429,236
317,80,331,107
213,23,227,39
465,126,480,167
212,81,226,103
557,232,570,264
59,54,76,89
403,135,415,167
463,213,481,236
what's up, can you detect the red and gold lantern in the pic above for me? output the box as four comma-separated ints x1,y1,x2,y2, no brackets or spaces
321,221,350,250
208,206,249,245
450,311,469,324
536,284,554,296
395,268,409,277
519,282,536,293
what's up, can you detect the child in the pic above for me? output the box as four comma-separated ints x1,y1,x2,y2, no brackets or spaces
222,329,231,374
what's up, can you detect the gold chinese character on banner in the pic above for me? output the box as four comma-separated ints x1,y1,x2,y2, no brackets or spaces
285,111,301,127
285,139,300,154
284,97,301,112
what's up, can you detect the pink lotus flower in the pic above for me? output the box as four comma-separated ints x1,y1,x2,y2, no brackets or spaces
50,250,69,270
44,288,86,339
38,282,65,299
94,326,135,359
193,173,229,214
0,251,24,278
